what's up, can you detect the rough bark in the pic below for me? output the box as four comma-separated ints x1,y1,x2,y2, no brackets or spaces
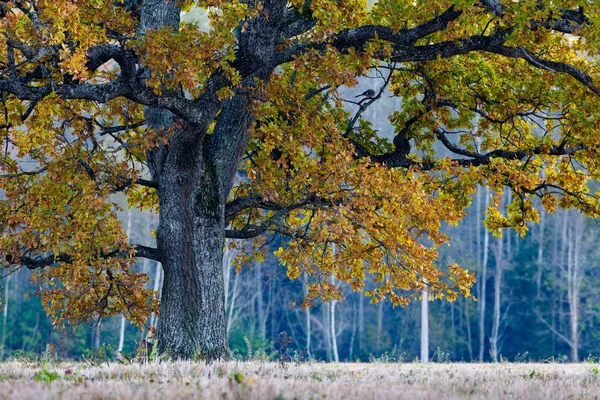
150,130,230,358
140,0,268,360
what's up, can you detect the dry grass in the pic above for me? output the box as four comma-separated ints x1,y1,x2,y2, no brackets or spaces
1,360,599,399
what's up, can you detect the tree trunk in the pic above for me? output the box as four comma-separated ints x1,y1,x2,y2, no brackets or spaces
146,103,249,359
152,149,230,359
137,0,287,360
303,271,312,358
478,186,490,362
323,301,332,361
349,296,356,361
421,281,429,363
358,293,365,350
567,213,584,362
139,0,226,361
536,207,545,299
464,299,473,360
118,208,134,354
330,275,339,362
490,189,509,363
490,233,503,362
2,274,9,357
226,265,240,339
92,320,101,350
376,301,383,351
257,262,268,340
117,316,126,353
149,259,162,331
330,244,339,362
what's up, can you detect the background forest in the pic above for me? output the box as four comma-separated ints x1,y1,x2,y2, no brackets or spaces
2,74,599,364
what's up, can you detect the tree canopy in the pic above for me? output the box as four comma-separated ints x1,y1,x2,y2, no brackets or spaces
1,0,600,357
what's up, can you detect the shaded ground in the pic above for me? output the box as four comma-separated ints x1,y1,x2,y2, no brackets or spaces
1,361,599,399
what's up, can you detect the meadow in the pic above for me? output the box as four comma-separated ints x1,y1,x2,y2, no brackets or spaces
1,360,599,399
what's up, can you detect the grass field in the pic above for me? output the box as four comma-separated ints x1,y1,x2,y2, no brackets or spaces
1,361,599,399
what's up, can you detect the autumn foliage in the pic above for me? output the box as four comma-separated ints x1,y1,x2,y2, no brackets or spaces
1,0,600,345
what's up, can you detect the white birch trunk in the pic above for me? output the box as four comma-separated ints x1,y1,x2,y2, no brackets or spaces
478,186,490,361
118,208,133,353
536,207,546,298
1,274,9,357
226,267,239,339
421,280,429,363
330,243,339,362
303,271,311,357
490,233,503,362
149,259,162,330
490,190,508,362
567,213,584,362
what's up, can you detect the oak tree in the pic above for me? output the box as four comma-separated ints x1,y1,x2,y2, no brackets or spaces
1,0,600,359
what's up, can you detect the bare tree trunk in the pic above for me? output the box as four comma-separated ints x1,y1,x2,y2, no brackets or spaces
421,281,429,363
376,301,383,351
117,316,126,354
149,259,162,331
490,190,509,362
92,320,101,350
559,210,569,356
118,208,134,353
268,280,276,340
223,241,240,339
464,300,473,360
349,296,357,361
478,186,490,362
226,267,240,339
451,301,456,355
536,207,546,298
330,244,339,362
303,271,312,358
255,262,269,340
323,302,332,361
1,274,9,357
490,233,503,362
567,213,584,362
330,281,339,362
358,293,365,350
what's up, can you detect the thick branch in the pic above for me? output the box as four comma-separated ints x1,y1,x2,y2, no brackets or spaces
282,16,316,39
6,243,160,270
8,253,73,270
491,45,600,96
225,193,332,222
0,166,48,179
132,244,160,261
274,7,463,65
98,120,145,135
224,192,343,238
